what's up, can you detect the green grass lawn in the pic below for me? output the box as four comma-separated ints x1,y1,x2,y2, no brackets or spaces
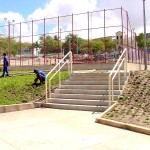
0,71,69,105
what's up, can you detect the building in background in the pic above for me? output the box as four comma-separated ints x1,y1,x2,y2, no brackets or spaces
116,31,122,51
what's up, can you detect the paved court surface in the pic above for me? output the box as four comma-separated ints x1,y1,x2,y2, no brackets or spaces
0,108,150,150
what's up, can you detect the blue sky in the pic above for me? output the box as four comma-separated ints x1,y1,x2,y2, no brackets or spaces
0,0,47,19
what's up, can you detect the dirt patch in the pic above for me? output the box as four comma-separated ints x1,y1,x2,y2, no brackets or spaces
103,70,150,128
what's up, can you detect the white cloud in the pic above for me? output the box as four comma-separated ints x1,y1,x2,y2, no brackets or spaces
28,0,97,20
1,0,150,43
0,12,25,37
97,0,150,33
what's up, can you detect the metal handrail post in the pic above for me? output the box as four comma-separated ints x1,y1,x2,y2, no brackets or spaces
70,51,73,73
45,51,72,104
112,78,114,102
108,48,127,107
118,67,120,91
124,50,127,77
49,80,51,98
45,77,48,103
68,59,70,75
108,76,111,107
69,52,71,75
59,63,61,88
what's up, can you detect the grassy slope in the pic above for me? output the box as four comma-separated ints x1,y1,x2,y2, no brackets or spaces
103,70,150,128
0,71,69,105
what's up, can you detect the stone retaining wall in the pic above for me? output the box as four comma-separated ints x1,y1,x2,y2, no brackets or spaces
0,102,41,113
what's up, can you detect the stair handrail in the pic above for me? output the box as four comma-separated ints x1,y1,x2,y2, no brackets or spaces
45,51,72,102
108,48,127,107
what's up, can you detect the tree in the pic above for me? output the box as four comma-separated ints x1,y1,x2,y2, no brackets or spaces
10,42,20,56
0,38,8,53
99,37,116,51
137,33,144,49
91,39,103,54
38,35,58,54
53,35,58,41
62,33,89,54
147,40,150,48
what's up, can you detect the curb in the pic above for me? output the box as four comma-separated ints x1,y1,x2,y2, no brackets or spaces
0,102,42,113
96,117,150,135
95,102,150,136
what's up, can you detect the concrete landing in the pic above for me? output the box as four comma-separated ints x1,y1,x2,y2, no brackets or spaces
0,108,150,150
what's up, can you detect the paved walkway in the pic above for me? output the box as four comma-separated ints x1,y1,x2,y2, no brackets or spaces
0,108,150,150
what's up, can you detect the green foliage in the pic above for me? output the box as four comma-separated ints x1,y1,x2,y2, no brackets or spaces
0,71,69,105
99,37,116,51
0,32,117,57
136,32,150,49
0,37,31,56
137,33,144,48
91,39,103,53
39,35,58,54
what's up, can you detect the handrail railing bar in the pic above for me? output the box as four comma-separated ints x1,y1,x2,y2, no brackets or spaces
109,48,127,107
112,58,125,91
46,51,71,78
48,60,69,99
49,61,68,81
45,51,72,103
112,58,125,80
109,48,127,77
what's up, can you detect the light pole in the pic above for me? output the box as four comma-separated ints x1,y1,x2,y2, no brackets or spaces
59,28,64,58
142,0,147,70
12,20,15,39
60,28,62,58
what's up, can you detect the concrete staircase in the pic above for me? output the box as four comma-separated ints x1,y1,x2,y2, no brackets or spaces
42,71,129,112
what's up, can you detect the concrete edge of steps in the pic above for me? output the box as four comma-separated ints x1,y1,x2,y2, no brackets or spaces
41,103,108,112
47,98,116,106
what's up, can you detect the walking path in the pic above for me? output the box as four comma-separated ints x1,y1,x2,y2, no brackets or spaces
0,108,150,150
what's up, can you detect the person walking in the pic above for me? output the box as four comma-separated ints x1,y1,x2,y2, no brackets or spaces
1,53,9,77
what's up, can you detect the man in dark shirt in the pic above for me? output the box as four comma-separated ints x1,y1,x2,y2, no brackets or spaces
34,69,46,84
1,53,9,77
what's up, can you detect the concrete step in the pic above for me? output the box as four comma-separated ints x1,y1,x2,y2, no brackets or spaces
51,93,119,100
54,89,121,95
48,98,115,106
43,71,129,112
69,76,127,81
41,103,108,112
62,80,125,85
60,85,123,90
71,72,128,77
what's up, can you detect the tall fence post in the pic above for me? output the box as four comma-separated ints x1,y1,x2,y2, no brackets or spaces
121,7,124,52
104,9,106,63
8,22,10,66
44,18,46,65
58,16,60,63
72,13,74,64
32,20,34,66
87,11,90,62
126,11,129,63
20,22,22,66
